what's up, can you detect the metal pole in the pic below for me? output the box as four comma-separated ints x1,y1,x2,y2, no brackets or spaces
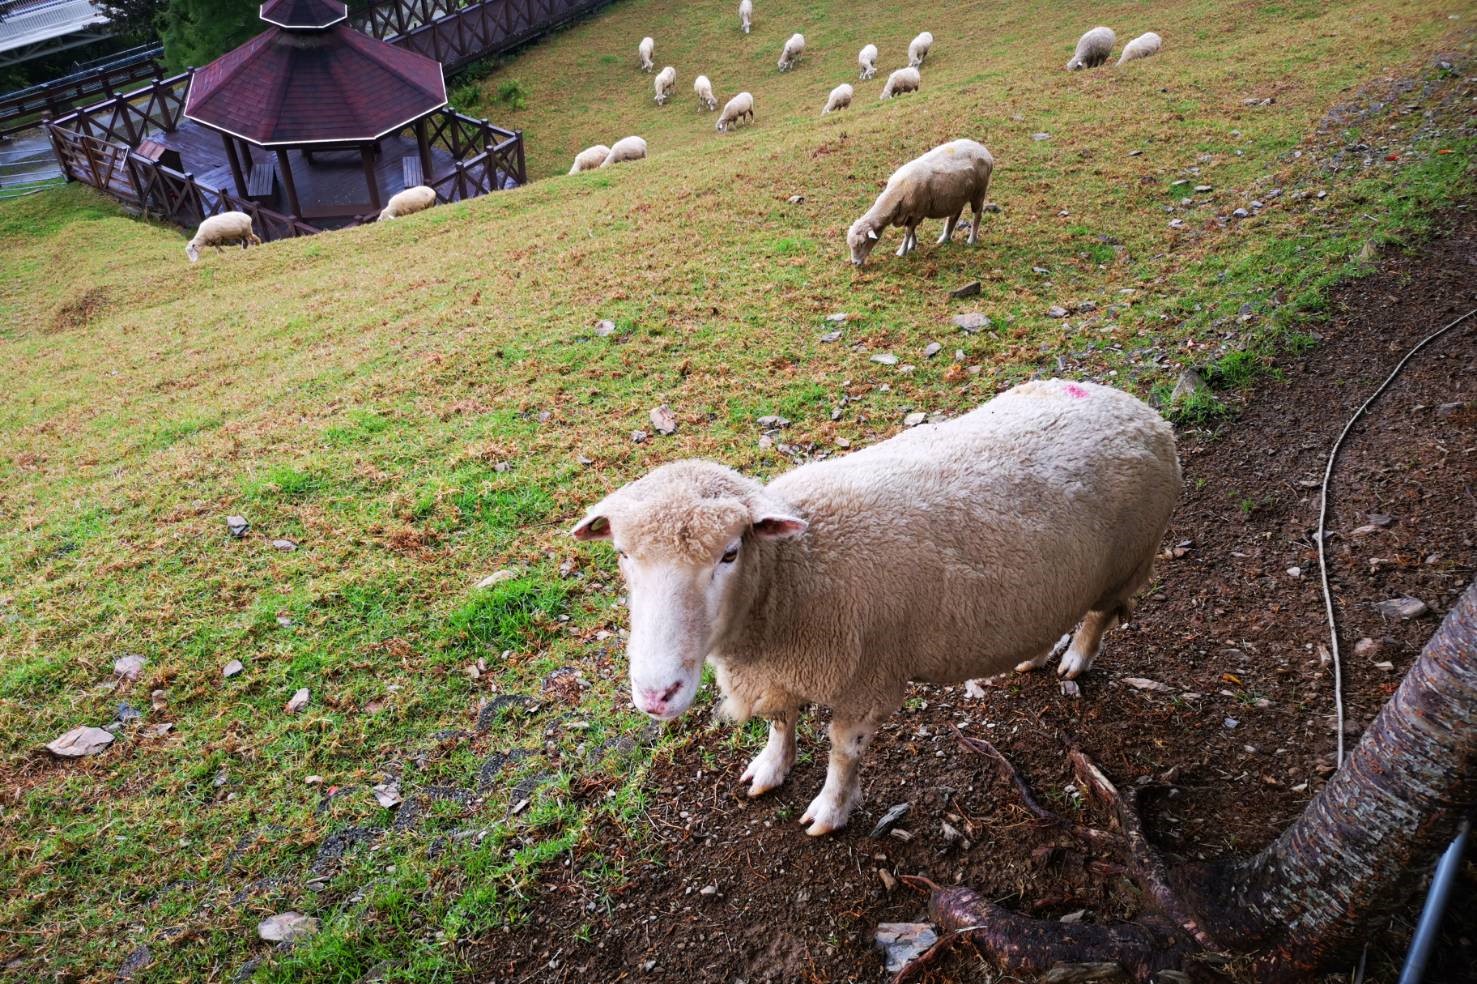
1398,819,1470,984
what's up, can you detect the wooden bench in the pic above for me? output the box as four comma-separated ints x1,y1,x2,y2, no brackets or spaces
401,154,424,189
246,157,276,200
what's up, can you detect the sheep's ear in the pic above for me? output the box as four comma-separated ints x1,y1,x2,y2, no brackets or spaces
867,229,879,240
571,514,612,541
753,514,808,540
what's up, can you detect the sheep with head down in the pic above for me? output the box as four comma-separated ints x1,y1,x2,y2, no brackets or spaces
777,33,804,71
822,83,853,115
1117,31,1162,66
185,211,260,262
569,144,611,173
1067,26,1115,70
879,65,920,100
715,91,753,132
572,379,1181,835
638,36,655,72
908,30,933,68
738,0,751,34
847,138,993,266
600,135,648,166
858,43,878,80
653,65,677,104
694,74,717,111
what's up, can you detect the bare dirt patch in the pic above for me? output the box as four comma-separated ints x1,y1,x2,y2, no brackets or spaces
478,206,1476,983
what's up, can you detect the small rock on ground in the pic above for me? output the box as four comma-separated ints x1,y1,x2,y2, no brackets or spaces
1373,597,1428,620
46,726,114,758
226,516,250,538
257,912,320,943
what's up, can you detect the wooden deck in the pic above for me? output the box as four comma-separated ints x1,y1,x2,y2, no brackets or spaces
149,119,454,227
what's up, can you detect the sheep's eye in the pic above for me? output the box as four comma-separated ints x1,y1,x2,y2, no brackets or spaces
616,549,628,560
720,547,739,565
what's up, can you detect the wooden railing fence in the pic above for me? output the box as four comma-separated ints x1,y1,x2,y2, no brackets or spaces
0,43,163,139
354,0,609,72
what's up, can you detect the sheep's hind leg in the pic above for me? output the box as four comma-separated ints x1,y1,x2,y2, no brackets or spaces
740,706,798,797
968,197,985,244
1013,632,1072,674
802,712,881,836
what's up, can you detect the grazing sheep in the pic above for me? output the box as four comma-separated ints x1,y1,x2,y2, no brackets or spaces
638,36,655,72
879,65,921,100
694,74,718,111
739,0,751,34
571,379,1181,835
569,144,611,174
846,139,993,266
716,91,754,132
777,33,804,72
185,211,260,262
377,184,437,221
1066,26,1115,70
908,31,933,68
653,65,677,105
858,43,878,80
822,83,853,115
1117,31,1162,66
600,135,648,167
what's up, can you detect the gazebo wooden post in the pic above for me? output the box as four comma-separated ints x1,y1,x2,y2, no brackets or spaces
414,117,433,185
276,148,302,218
360,144,382,212
221,132,248,197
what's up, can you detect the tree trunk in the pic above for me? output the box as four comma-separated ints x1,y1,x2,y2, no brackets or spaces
908,581,1477,983
1186,579,1477,980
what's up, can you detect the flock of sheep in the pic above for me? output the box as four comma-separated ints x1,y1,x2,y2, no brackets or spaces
183,12,1164,267
177,10,1192,848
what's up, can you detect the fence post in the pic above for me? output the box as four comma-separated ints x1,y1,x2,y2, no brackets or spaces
514,130,525,185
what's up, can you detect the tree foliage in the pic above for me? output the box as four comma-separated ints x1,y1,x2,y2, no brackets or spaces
156,0,261,70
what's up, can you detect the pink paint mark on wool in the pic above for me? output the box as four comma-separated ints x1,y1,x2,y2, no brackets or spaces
1064,383,1089,399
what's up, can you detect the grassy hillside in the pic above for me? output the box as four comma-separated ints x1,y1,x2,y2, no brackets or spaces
0,0,1473,980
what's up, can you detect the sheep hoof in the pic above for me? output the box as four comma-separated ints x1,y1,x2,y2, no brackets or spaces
1058,646,1098,679
740,748,792,797
801,787,859,836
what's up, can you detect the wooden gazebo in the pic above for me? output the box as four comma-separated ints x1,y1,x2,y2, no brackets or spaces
182,0,447,221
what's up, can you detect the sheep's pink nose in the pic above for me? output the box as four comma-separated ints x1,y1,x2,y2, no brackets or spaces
635,681,682,717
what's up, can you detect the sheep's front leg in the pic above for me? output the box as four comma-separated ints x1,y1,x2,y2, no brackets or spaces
896,223,918,257
802,714,880,836
936,210,961,245
740,706,798,797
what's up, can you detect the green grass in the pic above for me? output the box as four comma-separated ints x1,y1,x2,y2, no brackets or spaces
1,0,1474,980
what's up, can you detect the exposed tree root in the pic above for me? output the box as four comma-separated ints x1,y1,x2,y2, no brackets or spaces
890,737,1228,982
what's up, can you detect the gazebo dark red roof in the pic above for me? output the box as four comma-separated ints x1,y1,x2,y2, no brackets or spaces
184,23,445,146
180,0,447,221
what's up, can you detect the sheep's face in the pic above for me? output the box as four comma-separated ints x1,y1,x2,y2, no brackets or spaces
847,219,881,266
572,464,806,721
1066,58,1084,71
185,242,200,263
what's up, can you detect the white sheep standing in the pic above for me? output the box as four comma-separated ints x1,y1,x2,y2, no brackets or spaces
569,144,611,174
638,36,655,72
738,0,751,34
572,379,1181,835
1066,26,1116,70
777,33,804,72
716,91,754,132
377,184,437,221
185,211,261,262
858,43,878,80
822,83,853,115
879,65,921,100
908,31,933,68
846,138,993,266
1117,31,1162,66
653,65,677,105
600,135,648,166
694,74,718,111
